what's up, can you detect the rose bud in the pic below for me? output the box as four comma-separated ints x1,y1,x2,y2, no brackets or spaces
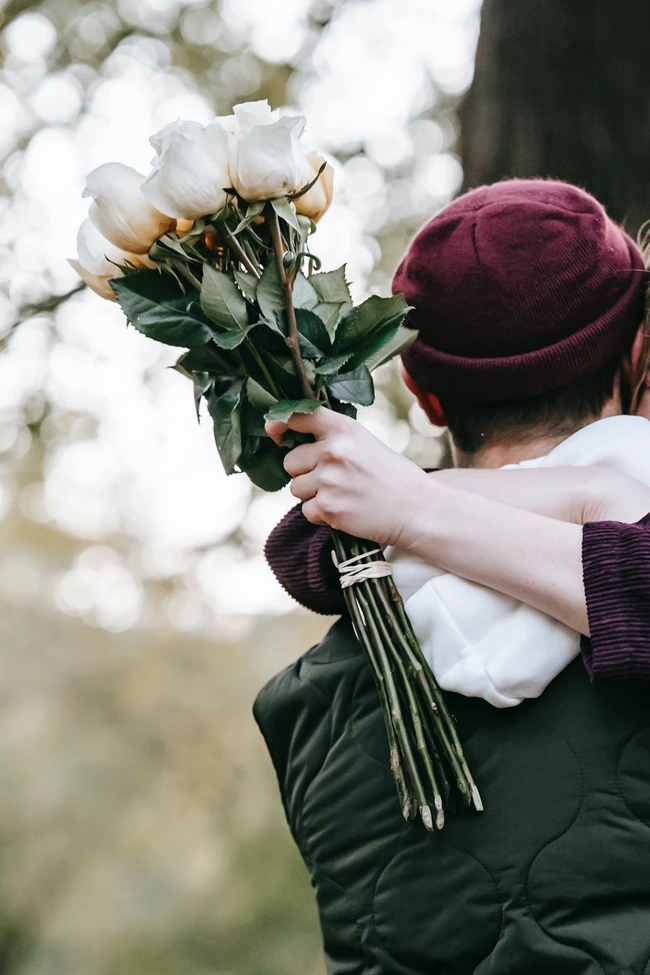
68,218,154,301
83,162,175,254
295,151,335,223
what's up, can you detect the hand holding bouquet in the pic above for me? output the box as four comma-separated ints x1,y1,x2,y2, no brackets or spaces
70,99,482,829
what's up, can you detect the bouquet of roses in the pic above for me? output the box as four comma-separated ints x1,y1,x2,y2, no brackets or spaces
69,100,482,829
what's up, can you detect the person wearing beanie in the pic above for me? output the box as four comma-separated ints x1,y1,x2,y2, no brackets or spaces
254,180,650,974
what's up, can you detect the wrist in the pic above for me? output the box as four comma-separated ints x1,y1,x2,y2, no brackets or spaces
392,472,444,553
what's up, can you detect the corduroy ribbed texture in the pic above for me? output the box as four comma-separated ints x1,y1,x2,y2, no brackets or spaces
266,505,650,681
264,503,344,616
582,513,650,680
394,179,646,403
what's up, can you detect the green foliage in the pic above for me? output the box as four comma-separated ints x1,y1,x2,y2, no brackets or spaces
271,197,301,233
256,262,286,327
200,265,249,330
264,399,321,424
112,246,413,488
206,380,243,474
234,270,259,302
111,272,213,348
293,272,319,310
310,266,352,308
295,307,332,360
326,365,375,405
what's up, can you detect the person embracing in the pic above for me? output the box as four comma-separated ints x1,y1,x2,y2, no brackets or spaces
256,179,650,975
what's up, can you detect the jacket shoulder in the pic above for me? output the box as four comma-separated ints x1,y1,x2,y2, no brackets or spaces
253,616,364,842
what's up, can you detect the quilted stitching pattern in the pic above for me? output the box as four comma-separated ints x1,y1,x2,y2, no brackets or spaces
254,618,650,975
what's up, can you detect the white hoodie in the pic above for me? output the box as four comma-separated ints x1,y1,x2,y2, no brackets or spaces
387,415,650,708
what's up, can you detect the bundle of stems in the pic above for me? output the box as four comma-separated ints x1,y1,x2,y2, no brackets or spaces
331,534,482,829
265,211,483,830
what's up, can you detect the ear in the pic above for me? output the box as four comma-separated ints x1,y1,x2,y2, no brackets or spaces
399,362,447,427
630,324,646,373
628,322,650,416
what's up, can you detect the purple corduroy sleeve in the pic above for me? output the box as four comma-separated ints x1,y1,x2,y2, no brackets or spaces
264,503,345,615
582,512,650,680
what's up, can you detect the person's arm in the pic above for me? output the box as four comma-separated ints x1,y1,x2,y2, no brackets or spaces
265,409,650,638
582,513,650,678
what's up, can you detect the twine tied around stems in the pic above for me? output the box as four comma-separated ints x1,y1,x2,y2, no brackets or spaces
332,548,394,588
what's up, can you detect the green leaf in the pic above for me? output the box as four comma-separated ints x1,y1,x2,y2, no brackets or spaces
295,307,332,361
330,400,358,420
148,233,191,260
313,301,345,337
345,318,415,374
238,437,291,492
326,365,375,405
175,346,241,378
364,323,417,372
111,271,213,348
245,376,277,413
310,266,352,308
293,271,318,310
172,365,212,420
288,160,327,201
234,199,265,233
257,350,301,398
206,380,243,475
200,265,249,330
316,352,354,376
264,399,321,424
271,196,300,233
256,261,285,326
334,293,409,353
233,269,259,302
211,322,257,349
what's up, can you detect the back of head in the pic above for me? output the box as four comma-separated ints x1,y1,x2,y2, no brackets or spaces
393,179,646,453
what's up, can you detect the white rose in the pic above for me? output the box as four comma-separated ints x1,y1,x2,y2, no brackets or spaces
68,218,153,301
294,151,335,223
228,100,309,201
142,119,233,221
83,162,175,254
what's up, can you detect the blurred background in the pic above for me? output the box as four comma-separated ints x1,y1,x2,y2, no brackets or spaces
0,0,647,971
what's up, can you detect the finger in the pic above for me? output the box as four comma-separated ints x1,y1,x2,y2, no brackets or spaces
264,420,288,446
283,441,324,477
284,407,346,439
290,471,320,502
301,497,328,526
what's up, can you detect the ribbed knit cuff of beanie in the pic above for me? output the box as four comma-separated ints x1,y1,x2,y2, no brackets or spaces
393,179,645,404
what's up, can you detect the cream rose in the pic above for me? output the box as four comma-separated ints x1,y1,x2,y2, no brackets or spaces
294,151,334,223
83,162,174,254
69,218,153,301
228,100,309,201
142,119,233,220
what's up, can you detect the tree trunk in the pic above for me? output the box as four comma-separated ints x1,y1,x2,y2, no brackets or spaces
460,0,650,235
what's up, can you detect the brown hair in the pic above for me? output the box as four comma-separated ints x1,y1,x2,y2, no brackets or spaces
439,362,621,455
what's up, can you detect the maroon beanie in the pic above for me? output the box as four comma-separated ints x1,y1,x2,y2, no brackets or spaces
393,179,646,403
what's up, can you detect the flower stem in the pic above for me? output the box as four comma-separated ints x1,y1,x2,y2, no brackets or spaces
224,225,261,279
332,533,413,820
360,574,444,829
267,205,315,401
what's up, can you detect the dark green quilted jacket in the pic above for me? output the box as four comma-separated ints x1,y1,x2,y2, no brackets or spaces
254,616,650,975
